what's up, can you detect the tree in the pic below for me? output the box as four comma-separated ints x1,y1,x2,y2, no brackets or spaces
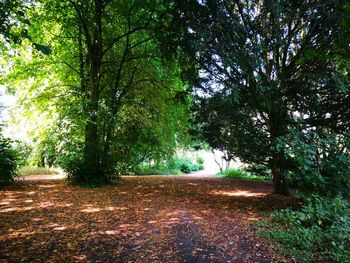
4,0,189,184
161,0,349,194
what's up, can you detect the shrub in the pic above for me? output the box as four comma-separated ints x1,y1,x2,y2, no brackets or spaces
58,150,119,186
64,159,120,186
12,140,31,167
133,156,204,176
134,166,182,176
170,157,203,173
219,169,271,181
258,195,350,262
278,129,350,197
170,157,191,173
196,156,204,165
0,137,19,186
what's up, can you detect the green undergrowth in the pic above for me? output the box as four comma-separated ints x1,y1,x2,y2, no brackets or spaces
133,167,182,176
255,195,350,262
134,156,204,176
218,169,271,181
0,137,20,186
19,166,61,176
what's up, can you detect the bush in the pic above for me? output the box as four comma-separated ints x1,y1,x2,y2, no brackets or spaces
134,166,182,176
64,159,120,186
170,157,203,173
196,156,204,165
258,195,350,262
219,169,271,181
133,156,204,176
177,158,195,173
278,130,350,197
0,137,19,186
12,140,31,167
59,150,119,186
219,169,248,178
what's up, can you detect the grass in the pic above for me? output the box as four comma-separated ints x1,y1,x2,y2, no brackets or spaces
218,169,271,181
18,167,61,176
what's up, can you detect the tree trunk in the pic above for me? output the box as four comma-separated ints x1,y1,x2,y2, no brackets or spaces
82,0,103,181
212,150,223,173
271,153,290,195
84,112,99,168
268,98,290,195
84,48,101,179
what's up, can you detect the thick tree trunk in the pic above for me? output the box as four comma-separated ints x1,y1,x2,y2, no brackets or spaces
83,56,101,182
82,0,103,181
84,112,99,167
269,99,290,195
84,76,101,179
84,45,101,178
271,155,290,195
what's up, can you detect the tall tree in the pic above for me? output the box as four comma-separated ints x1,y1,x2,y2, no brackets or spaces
161,0,349,194
4,0,189,184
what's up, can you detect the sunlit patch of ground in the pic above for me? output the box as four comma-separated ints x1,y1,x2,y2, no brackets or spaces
210,190,267,197
0,176,296,262
19,173,66,181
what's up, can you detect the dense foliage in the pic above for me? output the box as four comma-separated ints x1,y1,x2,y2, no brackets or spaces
278,129,350,197
258,195,350,262
1,1,350,262
134,156,204,175
3,0,189,185
161,0,350,195
0,0,51,53
0,136,19,186
157,2,350,261
219,168,271,181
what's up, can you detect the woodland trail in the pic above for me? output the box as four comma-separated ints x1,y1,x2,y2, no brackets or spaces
0,176,296,262
183,169,218,178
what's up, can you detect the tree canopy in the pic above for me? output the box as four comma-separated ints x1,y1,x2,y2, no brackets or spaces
1,2,350,262
159,0,350,194
1,0,349,195
2,0,190,185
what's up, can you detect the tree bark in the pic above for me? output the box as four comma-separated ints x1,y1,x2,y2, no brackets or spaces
269,98,290,195
212,150,223,173
83,0,103,180
271,154,290,195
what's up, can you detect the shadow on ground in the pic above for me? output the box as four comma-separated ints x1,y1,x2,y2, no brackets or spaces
0,176,297,262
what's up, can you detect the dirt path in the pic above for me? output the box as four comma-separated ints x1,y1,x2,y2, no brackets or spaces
0,176,296,262
184,169,218,177
18,173,66,181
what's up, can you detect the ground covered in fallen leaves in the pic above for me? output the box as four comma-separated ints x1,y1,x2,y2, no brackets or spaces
0,176,297,262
